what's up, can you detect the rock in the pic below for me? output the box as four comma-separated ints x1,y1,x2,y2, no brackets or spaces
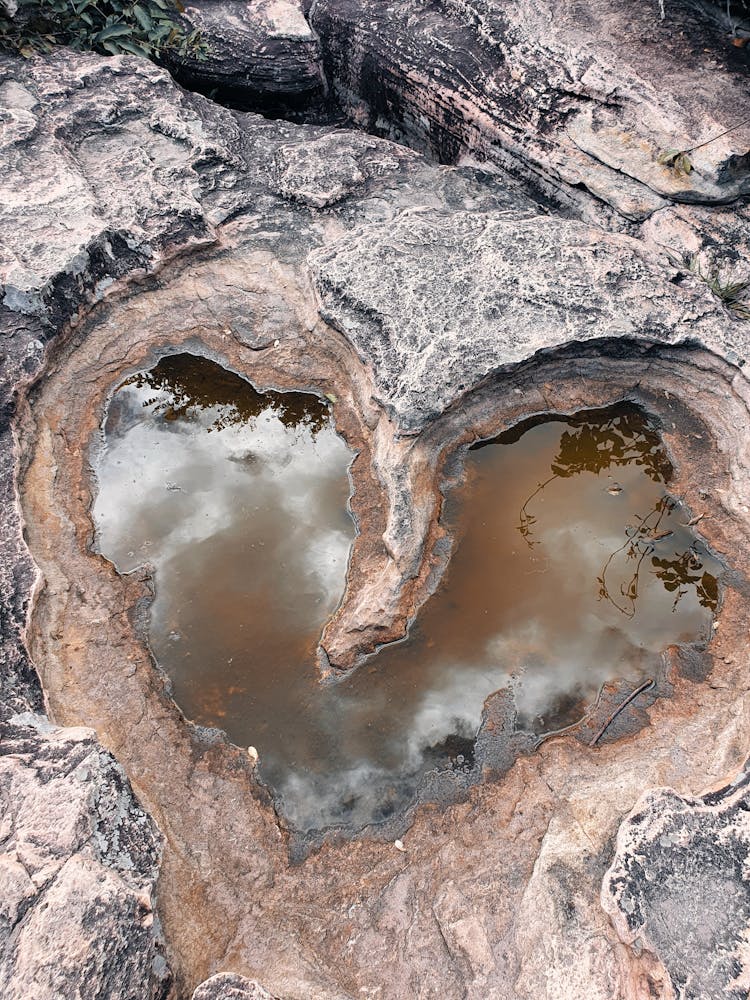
192,972,277,999
0,51,248,329
641,201,750,272
274,131,413,207
1,40,750,1000
601,765,750,999
0,715,170,999
311,0,750,221
0,49,418,333
309,210,739,432
171,0,326,112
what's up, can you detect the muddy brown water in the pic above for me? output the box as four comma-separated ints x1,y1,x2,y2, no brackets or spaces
93,354,722,832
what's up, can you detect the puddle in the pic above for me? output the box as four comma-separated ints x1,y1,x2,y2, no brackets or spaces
93,355,722,833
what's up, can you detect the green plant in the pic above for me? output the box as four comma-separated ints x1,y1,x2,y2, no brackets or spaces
656,114,750,177
0,0,205,60
656,147,694,176
666,249,750,319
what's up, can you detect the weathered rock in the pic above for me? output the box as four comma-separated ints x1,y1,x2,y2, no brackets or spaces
0,52,245,328
311,0,750,221
0,49,422,331
309,210,741,432
602,765,750,999
641,200,750,272
171,0,326,111
0,715,169,999
274,131,413,207
192,973,277,999
1,37,750,1000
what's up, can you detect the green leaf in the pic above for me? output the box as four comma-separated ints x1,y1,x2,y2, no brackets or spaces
656,147,681,166
95,22,133,41
656,147,693,177
115,35,151,56
673,152,693,176
131,3,152,30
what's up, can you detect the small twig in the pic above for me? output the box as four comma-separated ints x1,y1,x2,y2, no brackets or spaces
684,114,750,155
533,681,607,748
589,678,655,747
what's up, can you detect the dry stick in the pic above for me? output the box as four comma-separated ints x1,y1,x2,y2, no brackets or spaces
589,678,655,748
533,681,608,748
683,114,750,155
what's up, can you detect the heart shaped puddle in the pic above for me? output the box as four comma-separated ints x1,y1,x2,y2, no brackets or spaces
93,354,721,832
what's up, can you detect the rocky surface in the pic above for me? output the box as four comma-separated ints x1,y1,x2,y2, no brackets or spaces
192,974,276,1000
602,766,750,1000
311,0,750,221
0,5,749,998
0,715,169,1000
310,210,740,431
170,0,326,112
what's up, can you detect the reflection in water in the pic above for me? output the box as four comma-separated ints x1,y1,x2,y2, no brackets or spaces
515,409,672,546
122,353,329,434
93,358,722,832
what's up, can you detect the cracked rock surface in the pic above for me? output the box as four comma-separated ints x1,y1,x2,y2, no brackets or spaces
310,210,740,430
0,5,749,997
602,766,750,1000
0,715,169,1000
312,0,750,221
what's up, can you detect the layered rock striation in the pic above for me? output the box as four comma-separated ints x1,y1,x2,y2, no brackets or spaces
170,0,326,112
311,0,750,221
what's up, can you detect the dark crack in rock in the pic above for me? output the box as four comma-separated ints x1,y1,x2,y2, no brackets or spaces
170,0,326,113
602,765,750,1000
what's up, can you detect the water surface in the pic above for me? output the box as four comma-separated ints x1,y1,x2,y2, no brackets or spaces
94,355,721,831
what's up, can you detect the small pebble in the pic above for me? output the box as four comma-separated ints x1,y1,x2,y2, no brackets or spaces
394,839,406,852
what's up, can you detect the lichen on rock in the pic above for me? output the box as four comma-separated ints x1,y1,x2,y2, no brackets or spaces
602,766,750,1000
0,715,169,1000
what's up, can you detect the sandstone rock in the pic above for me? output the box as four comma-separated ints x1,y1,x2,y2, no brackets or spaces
0,715,170,999
309,210,741,431
641,201,750,272
192,972,277,999
602,765,750,999
311,0,750,221
0,49,419,333
171,0,326,112
1,41,749,1000
0,51,244,328
274,131,413,207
